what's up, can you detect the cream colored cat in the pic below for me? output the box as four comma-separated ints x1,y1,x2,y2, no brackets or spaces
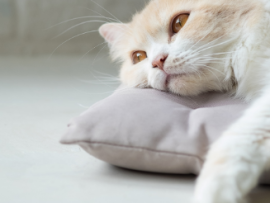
99,0,270,202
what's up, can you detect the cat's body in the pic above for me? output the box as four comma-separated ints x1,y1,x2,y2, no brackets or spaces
99,0,270,202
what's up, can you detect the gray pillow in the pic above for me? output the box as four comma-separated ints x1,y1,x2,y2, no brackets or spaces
61,87,270,184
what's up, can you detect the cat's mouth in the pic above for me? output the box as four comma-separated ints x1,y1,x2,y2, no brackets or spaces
159,66,204,91
164,65,204,83
165,72,190,85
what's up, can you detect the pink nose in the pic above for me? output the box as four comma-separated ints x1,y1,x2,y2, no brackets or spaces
152,54,168,70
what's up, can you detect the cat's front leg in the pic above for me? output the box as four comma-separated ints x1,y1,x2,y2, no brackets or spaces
194,133,269,203
194,94,270,203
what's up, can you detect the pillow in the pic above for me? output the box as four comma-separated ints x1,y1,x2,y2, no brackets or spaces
60,87,270,184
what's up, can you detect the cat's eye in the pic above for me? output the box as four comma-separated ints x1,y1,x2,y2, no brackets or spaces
172,14,189,34
132,51,147,64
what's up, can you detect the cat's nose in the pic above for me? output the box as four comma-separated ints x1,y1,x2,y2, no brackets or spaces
152,54,168,70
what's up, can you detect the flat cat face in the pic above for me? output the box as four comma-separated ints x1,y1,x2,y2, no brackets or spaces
100,0,262,96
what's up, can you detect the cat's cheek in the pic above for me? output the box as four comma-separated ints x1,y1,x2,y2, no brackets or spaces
120,62,149,88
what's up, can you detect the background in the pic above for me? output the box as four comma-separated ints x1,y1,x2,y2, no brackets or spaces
1,1,269,203
0,0,145,55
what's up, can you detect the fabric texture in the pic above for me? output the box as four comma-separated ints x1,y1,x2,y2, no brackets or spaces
61,87,270,184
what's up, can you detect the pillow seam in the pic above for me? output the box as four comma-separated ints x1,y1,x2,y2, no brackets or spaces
77,141,204,162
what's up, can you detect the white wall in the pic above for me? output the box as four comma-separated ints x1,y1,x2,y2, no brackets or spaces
0,0,13,36
0,0,145,56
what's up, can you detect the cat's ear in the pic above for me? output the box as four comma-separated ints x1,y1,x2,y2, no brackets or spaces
99,23,127,45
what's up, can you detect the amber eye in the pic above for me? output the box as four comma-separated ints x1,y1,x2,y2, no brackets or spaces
172,14,189,34
132,51,147,64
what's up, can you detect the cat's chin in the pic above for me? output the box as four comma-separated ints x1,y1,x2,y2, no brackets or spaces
151,68,215,96
166,74,206,96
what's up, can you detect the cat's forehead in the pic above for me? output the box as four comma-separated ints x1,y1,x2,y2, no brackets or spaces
120,0,262,54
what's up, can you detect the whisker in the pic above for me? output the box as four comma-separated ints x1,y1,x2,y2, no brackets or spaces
199,61,228,65
91,44,107,65
196,63,225,75
88,1,135,37
80,47,118,89
78,103,91,109
73,86,126,95
205,69,220,80
80,6,134,36
78,79,120,85
92,70,119,78
190,64,202,80
84,76,120,83
188,36,223,56
79,6,106,17
194,34,231,53
196,56,232,63
80,5,134,37
95,76,120,81
77,42,107,62
189,33,236,59
188,30,213,52
197,37,237,54
194,63,220,80
197,57,229,60
49,30,98,59
196,59,229,64
46,16,118,30
53,20,110,39
77,73,120,81
89,0,123,24
203,51,238,57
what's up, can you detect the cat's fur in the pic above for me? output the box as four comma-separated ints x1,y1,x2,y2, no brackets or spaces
99,0,270,202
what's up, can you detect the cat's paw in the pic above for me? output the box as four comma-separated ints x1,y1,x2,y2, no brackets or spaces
193,174,247,203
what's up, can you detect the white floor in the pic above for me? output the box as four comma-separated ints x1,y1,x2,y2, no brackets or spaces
0,56,269,203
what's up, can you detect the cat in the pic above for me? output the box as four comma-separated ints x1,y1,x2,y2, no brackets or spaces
99,0,270,202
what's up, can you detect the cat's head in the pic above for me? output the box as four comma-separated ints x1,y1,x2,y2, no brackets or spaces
99,0,262,96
